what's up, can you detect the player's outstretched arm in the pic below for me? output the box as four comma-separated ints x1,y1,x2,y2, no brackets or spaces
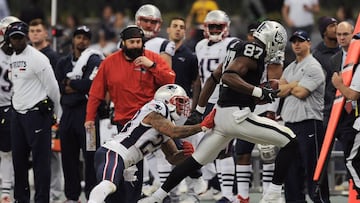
145,112,202,139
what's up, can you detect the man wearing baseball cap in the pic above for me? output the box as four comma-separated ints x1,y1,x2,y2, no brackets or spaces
279,29,330,202
55,24,103,202
7,21,61,203
312,16,340,128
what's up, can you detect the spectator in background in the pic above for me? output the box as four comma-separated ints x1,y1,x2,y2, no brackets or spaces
0,0,9,19
329,21,356,191
312,16,340,127
113,11,130,40
185,0,219,51
7,21,61,203
58,14,80,56
90,29,117,57
0,15,20,203
19,0,45,24
55,25,103,202
278,30,330,203
336,4,355,25
99,4,116,41
85,25,175,202
282,0,320,35
28,18,63,203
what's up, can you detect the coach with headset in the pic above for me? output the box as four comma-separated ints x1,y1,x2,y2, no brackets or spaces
85,25,175,202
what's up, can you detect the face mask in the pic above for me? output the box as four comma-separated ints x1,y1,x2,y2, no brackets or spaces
123,46,143,60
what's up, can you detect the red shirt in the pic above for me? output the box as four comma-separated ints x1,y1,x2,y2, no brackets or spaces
86,49,175,125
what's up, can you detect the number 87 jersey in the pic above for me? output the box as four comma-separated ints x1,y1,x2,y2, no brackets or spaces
218,40,266,110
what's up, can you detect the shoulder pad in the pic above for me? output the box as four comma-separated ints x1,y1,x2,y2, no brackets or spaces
147,100,169,118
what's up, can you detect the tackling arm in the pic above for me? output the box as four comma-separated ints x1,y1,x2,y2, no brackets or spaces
144,112,202,139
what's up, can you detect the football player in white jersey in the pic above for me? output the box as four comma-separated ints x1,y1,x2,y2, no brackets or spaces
135,4,175,66
0,15,20,203
192,10,240,202
87,84,214,203
135,4,176,195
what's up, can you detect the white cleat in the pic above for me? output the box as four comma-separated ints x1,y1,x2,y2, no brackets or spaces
138,195,162,203
259,192,283,203
190,177,208,195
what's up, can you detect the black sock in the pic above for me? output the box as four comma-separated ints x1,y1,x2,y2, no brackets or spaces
162,156,202,192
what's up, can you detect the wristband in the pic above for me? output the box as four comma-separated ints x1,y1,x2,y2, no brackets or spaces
195,105,206,114
149,62,156,68
252,87,263,98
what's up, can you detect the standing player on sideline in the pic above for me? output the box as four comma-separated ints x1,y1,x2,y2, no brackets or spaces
139,20,299,203
191,10,240,202
135,4,175,66
0,16,20,203
87,84,214,203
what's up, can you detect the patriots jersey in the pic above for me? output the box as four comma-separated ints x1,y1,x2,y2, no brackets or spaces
218,40,266,110
195,37,240,104
0,49,12,107
103,99,171,168
145,37,175,56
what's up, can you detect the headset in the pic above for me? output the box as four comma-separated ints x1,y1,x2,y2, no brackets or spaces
120,25,146,44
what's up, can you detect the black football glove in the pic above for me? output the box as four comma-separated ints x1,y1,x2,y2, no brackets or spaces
184,110,203,125
260,87,279,103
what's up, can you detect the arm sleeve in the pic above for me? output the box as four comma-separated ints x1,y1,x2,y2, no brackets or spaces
54,58,67,94
36,60,62,118
298,63,325,92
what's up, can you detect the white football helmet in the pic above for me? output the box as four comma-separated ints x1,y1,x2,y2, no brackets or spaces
203,10,230,42
154,84,190,120
135,4,162,39
253,21,287,63
0,16,20,46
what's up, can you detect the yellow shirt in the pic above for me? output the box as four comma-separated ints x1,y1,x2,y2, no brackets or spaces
189,0,219,25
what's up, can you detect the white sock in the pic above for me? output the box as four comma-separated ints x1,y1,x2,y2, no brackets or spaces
262,163,275,195
88,180,116,203
236,164,252,198
0,151,13,195
153,187,168,200
266,183,282,195
220,157,235,199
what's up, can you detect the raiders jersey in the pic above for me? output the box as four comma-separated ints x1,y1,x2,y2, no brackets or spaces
103,99,171,168
195,37,239,104
145,37,175,56
0,49,12,107
218,40,266,111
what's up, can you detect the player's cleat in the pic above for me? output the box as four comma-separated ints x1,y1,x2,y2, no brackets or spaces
179,194,200,203
1,196,12,203
137,195,162,203
190,177,208,195
215,196,232,203
236,195,249,203
259,192,283,203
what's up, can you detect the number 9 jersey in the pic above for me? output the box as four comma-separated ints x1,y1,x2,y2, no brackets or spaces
218,40,266,111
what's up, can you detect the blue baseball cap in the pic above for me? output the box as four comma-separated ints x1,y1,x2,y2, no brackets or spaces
7,21,28,37
73,25,92,39
289,30,310,42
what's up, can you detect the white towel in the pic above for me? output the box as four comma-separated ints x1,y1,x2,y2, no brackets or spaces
66,48,105,79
